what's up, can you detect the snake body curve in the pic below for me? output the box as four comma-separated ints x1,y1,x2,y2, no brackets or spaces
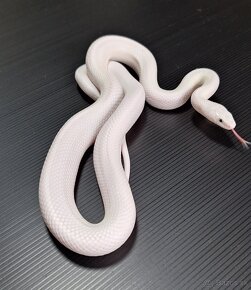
39,35,224,256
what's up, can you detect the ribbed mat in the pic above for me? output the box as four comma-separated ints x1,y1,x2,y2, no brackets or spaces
0,0,250,289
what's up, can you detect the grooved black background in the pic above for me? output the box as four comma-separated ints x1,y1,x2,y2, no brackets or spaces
0,1,250,289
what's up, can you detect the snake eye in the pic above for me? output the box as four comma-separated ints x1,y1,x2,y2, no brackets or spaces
219,119,223,123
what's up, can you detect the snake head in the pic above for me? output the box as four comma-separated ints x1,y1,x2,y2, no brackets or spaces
205,102,250,148
203,101,236,130
213,104,236,130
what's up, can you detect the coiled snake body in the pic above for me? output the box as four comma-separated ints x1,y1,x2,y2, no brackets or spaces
39,35,248,256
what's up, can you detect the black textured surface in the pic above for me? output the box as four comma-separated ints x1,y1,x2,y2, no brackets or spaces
0,0,250,289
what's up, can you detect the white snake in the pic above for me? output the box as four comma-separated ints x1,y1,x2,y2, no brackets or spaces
39,35,250,256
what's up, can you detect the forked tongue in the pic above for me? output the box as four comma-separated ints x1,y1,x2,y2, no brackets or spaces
232,129,251,149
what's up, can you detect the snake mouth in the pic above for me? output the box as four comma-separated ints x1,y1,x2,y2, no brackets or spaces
232,129,251,149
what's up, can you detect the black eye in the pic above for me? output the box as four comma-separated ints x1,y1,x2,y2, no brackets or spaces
219,119,223,123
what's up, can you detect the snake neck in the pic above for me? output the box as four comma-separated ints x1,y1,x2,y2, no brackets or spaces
191,94,205,114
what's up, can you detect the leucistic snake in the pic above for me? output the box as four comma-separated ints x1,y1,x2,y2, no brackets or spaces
39,35,250,256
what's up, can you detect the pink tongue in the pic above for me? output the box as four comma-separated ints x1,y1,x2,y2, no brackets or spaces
232,129,251,149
